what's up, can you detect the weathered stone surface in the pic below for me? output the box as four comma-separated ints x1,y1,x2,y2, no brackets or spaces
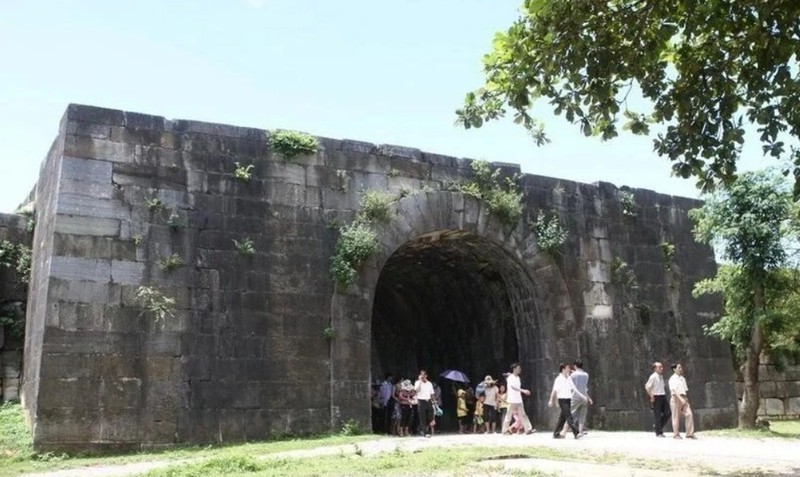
20,104,739,452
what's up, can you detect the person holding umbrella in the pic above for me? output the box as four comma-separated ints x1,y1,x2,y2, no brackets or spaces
501,363,535,435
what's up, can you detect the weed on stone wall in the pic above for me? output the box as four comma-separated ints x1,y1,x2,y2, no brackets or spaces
146,197,169,215
0,240,31,284
444,160,523,226
660,242,676,271
330,221,378,287
136,286,176,324
158,253,184,272
531,213,568,257
268,129,318,160
619,190,637,217
330,189,401,287
359,190,395,224
233,162,254,182
233,238,256,256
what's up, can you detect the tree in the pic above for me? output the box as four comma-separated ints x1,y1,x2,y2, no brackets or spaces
457,1,800,196
690,169,796,428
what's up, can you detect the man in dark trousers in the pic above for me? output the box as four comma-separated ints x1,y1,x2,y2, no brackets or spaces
549,363,586,439
644,361,671,437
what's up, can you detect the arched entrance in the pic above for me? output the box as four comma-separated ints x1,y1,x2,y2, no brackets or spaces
328,192,567,432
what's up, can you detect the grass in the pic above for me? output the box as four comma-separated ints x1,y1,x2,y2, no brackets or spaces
142,446,579,477
0,402,373,477
704,419,800,439
4,400,798,477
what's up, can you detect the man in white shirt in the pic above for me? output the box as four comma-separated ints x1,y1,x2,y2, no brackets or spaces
414,369,436,437
644,361,671,437
549,363,586,439
501,363,535,435
668,362,695,439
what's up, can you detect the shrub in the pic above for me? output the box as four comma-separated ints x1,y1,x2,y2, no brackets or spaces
323,326,336,340
532,213,568,257
359,190,395,224
660,242,676,270
0,240,31,284
330,221,378,287
135,286,176,323
450,160,523,225
167,213,184,230
619,190,637,217
158,253,184,272
268,129,318,160
0,302,25,340
146,197,169,215
233,162,254,182
234,238,256,256
340,419,363,436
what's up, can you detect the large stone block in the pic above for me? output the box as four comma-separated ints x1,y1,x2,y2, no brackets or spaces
50,256,111,282
55,214,120,238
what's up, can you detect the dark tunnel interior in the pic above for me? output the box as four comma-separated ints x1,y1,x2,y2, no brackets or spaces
370,231,520,431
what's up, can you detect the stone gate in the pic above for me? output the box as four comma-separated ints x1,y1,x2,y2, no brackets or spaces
20,104,737,451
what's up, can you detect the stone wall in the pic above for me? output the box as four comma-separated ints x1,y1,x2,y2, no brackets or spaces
21,104,738,452
735,357,800,418
0,213,32,402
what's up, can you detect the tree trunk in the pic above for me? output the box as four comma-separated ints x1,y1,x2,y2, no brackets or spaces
739,284,765,429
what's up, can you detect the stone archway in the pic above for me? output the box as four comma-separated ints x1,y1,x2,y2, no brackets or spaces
328,191,574,431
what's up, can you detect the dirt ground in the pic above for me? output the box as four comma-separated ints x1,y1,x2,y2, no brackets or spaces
20,431,800,477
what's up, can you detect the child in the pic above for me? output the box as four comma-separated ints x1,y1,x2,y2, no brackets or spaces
456,388,468,434
473,395,485,434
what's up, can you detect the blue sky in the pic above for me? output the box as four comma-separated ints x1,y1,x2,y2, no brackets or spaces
0,0,773,212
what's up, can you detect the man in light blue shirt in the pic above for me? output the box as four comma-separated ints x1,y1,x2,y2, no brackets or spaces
568,360,592,435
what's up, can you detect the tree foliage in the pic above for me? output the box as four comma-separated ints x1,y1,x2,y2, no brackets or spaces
690,169,797,427
458,0,800,195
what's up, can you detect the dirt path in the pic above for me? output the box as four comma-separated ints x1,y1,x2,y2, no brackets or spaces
20,431,800,477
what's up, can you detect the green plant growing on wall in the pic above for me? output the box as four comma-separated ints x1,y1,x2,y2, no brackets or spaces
146,197,168,215
619,190,637,217
133,235,143,247
268,129,318,160
234,238,256,256
611,256,638,291
660,242,676,271
0,240,31,284
359,190,395,224
531,213,568,257
335,170,350,193
0,302,25,339
158,253,184,272
330,221,379,287
135,286,176,323
397,187,411,199
234,162,254,182
387,168,401,178
451,160,523,225
167,212,184,230
323,326,336,340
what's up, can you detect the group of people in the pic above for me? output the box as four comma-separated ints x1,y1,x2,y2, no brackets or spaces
645,361,695,439
372,359,696,440
373,370,442,438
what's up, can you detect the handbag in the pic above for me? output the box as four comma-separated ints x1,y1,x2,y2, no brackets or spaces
433,403,444,417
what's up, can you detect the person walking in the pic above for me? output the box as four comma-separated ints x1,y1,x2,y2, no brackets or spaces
414,369,436,437
668,362,695,439
501,363,535,435
482,375,499,433
549,363,586,439
644,361,671,437
564,360,592,436
496,383,508,432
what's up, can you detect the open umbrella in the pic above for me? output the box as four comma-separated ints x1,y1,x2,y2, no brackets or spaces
439,369,469,383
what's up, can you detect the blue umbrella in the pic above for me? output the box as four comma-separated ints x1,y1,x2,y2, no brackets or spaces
439,369,469,383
